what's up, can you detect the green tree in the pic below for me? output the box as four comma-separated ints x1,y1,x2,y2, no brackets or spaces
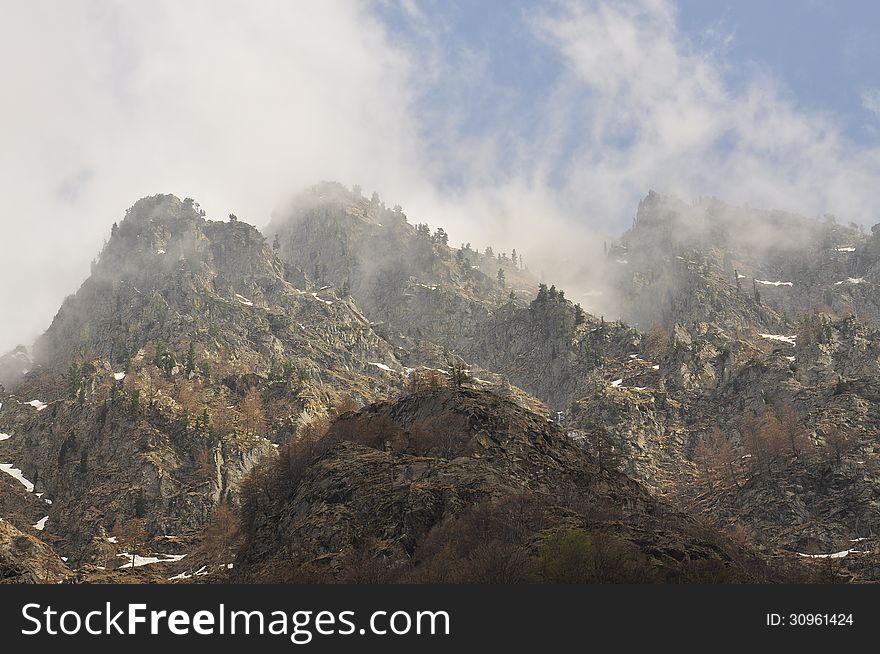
185,341,196,375
535,529,595,583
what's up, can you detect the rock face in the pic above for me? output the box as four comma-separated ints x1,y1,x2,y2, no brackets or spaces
609,191,874,332
0,194,410,566
3,184,880,582
0,519,69,584
268,183,625,411
235,388,767,583
0,346,32,389
569,194,880,573
267,182,537,363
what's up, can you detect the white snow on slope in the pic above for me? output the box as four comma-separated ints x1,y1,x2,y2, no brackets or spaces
310,292,333,305
156,249,166,255
834,277,865,285
368,362,395,373
610,379,623,387
615,259,628,264
797,549,865,559
755,280,793,287
835,246,856,252
27,400,47,411
117,552,186,569
0,433,10,442
114,372,126,381
235,293,254,307
0,463,35,492
33,516,48,531
759,333,796,346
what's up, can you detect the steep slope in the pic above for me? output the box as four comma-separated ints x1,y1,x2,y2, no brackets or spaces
1,518,70,584
609,191,872,332
0,346,32,390
269,183,624,412
0,194,408,564
267,182,538,362
3,184,879,583
234,387,771,583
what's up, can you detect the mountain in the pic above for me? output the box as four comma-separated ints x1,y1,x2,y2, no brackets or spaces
233,387,770,583
266,182,538,364
3,184,880,583
0,346,32,389
0,193,407,566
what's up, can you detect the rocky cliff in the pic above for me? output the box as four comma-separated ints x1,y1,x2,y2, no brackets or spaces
3,185,880,583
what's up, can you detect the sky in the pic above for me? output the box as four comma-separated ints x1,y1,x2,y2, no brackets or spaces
2,0,880,353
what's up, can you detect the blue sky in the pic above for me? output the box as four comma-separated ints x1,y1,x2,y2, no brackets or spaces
2,0,880,351
675,0,880,142
378,0,880,169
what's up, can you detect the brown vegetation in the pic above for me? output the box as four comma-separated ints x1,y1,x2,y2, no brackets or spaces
643,322,671,359
409,412,472,458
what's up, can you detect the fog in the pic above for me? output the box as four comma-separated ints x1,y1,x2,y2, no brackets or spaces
2,0,880,354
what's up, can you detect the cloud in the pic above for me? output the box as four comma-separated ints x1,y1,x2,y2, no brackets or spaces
3,0,880,352
0,0,430,352
396,0,880,309
863,88,880,118
524,0,880,227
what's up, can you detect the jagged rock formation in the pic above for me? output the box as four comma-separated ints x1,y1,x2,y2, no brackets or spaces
234,388,769,583
0,194,410,565
0,346,32,389
2,184,880,582
267,182,537,364
609,191,874,331
0,518,69,583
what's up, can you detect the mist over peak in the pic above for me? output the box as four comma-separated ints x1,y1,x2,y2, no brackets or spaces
4,2,880,358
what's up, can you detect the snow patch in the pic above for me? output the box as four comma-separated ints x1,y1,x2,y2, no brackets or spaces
27,400,48,411
834,277,865,285
759,333,796,346
368,362,395,373
0,433,10,441
797,549,865,559
835,246,856,252
156,249,166,255
0,463,35,492
117,552,186,569
114,372,126,381
107,536,118,544
310,292,333,305
610,379,623,387
755,280,793,287
33,516,48,531
235,293,254,307
615,259,628,264
652,364,660,370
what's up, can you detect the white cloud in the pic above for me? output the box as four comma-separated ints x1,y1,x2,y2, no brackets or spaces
863,88,880,118
3,0,880,353
523,0,880,230
0,0,430,352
